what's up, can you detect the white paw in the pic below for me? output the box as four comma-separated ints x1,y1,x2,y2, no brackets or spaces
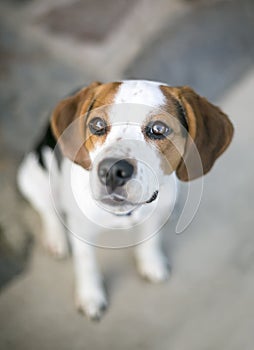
43,231,68,259
75,285,108,321
136,254,170,283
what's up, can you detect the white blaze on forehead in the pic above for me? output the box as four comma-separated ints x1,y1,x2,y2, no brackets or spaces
114,80,167,107
108,80,168,126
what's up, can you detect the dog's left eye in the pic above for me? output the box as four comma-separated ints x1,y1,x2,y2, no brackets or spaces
145,121,172,140
89,117,107,135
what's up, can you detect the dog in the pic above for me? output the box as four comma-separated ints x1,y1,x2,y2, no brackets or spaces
17,80,233,320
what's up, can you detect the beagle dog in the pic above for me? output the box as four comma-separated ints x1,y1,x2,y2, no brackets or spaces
17,80,233,320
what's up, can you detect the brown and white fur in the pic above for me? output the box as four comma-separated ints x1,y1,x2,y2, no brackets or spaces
17,80,233,320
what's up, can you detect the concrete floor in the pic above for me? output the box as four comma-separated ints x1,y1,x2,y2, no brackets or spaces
1,0,254,349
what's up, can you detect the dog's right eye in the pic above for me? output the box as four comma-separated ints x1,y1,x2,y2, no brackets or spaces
89,117,107,135
145,120,172,140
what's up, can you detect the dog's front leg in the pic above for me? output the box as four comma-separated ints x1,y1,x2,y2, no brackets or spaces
135,228,170,283
68,217,107,321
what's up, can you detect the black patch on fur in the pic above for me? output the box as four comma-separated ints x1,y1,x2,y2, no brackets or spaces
34,122,62,169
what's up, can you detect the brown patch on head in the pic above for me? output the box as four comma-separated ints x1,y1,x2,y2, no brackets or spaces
142,86,188,175
161,85,234,181
50,81,121,169
51,81,102,169
157,135,187,174
83,82,121,153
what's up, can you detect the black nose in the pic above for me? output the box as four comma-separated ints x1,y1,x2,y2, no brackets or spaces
98,158,134,192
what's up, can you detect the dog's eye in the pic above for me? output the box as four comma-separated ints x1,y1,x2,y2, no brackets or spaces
89,117,107,135
145,121,172,140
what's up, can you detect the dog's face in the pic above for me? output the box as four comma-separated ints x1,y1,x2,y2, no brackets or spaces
51,80,233,214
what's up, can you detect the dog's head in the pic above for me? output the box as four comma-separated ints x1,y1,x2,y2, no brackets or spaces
51,80,233,214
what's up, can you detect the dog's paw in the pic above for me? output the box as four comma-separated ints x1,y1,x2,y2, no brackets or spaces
136,254,170,283
43,232,68,259
75,286,108,321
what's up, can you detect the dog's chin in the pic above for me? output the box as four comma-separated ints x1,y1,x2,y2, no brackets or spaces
101,195,128,207
97,197,135,216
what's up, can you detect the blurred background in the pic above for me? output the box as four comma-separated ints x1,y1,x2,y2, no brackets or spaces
0,0,254,349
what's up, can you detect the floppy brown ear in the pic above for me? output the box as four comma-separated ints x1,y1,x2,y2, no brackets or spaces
170,86,234,181
51,81,101,169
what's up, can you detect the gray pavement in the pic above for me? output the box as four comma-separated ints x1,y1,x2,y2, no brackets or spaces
125,0,254,100
1,0,254,349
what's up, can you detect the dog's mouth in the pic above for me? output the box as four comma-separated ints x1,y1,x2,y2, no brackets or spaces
100,190,159,207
